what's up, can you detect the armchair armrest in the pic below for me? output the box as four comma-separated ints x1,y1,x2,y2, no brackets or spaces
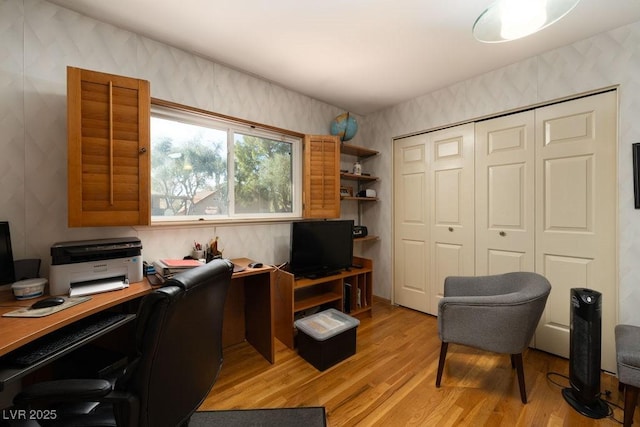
437,293,548,354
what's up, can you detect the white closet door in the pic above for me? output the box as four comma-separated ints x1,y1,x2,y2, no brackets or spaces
475,111,536,275
534,91,618,372
393,135,430,313
429,124,475,314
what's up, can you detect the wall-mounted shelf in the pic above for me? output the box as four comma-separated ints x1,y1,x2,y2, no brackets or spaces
340,172,379,182
341,196,378,202
339,143,380,245
354,236,378,243
340,143,379,158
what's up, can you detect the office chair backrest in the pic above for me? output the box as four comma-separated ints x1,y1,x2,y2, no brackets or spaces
116,258,233,427
13,258,41,280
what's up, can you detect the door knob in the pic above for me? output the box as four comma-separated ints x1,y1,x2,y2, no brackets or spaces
448,227,454,232
499,231,506,236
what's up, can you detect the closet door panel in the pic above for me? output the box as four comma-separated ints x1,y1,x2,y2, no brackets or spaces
534,91,617,372
475,112,535,275
394,135,430,312
487,249,527,274
430,124,475,314
488,163,526,228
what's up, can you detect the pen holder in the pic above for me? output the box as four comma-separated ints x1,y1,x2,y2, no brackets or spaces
192,250,204,260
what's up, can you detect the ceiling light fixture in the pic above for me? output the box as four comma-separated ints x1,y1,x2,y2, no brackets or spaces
473,0,581,43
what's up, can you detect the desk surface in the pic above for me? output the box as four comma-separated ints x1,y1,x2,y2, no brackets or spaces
0,282,151,357
0,258,272,358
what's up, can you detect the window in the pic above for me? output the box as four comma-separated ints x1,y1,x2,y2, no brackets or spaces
150,103,302,222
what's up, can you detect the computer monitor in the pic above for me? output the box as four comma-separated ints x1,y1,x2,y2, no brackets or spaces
0,222,16,286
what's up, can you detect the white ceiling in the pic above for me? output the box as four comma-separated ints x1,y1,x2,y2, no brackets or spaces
49,0,640,115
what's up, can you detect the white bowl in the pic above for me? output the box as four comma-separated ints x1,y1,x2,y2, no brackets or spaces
12,278,47,300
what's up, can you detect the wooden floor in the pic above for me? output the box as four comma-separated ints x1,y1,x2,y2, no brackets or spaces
200,298,636,426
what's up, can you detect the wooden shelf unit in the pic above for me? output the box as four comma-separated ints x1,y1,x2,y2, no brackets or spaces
274,256,373,349
340,143,380,243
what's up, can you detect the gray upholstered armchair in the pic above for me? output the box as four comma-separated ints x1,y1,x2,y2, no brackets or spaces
435,272,551,403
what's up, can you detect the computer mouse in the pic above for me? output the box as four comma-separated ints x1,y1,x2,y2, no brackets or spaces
248,262,263,268
31,297,65,309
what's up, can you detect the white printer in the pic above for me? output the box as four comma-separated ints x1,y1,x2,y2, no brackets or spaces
49,237,143,297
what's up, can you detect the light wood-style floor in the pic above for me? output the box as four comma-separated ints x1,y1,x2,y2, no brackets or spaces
200,298,636,426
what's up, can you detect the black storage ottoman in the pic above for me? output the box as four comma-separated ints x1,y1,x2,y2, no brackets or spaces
295,308,360,371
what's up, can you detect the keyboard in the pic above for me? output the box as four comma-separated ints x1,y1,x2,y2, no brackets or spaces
3,312,130,367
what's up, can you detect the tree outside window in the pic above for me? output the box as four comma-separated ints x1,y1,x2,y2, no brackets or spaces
150,108,300,222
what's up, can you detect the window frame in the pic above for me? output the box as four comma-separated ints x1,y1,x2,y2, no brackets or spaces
150,98,304,225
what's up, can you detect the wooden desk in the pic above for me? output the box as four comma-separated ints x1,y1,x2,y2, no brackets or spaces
0,257,275,392
221,258,275,363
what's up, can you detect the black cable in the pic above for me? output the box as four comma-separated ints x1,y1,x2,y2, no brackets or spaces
600,391,623,424
546,372,623,424
546,371,570,388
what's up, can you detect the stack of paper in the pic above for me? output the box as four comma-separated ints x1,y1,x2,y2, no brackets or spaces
153,259,203,279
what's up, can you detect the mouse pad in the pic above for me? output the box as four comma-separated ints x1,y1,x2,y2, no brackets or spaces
2,296,91,318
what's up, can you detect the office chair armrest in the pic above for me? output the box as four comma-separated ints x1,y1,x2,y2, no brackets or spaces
14,379,112,404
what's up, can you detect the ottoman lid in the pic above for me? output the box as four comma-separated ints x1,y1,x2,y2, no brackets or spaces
295,308,359,341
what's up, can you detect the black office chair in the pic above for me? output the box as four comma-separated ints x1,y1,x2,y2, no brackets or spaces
10,258,233,427
13,259,41,280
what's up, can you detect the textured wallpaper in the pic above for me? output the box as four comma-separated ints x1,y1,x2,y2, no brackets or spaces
3,0,640,326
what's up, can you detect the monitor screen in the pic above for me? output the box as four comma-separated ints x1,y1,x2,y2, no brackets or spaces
290,219,354,278
0,222,15,286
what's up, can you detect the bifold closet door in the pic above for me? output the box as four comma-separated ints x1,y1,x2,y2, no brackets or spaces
428,124,475,314
393,124,474,316
393,134,430,313
533,91,617,373
475,111,535,275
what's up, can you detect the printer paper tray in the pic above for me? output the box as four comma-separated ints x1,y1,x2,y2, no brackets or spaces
69,277,129,297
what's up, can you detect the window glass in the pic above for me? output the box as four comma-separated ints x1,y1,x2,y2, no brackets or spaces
234,132,293,215
150,105,301,222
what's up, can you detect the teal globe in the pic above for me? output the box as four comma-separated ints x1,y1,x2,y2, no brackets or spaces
330,113,358,142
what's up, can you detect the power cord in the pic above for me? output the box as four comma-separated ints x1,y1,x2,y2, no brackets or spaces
546,371,623,424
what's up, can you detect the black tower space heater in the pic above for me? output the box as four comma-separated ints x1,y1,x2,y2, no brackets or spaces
562,288,608,418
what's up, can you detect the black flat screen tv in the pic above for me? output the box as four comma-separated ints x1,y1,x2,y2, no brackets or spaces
290,219,354,278
0,222,15,286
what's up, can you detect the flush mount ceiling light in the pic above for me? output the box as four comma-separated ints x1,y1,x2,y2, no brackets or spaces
473,0,581,43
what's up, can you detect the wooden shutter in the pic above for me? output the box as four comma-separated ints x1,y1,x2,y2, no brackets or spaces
303,134,340,218
67,67,150,227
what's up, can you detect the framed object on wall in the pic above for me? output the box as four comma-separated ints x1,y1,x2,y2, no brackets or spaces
634,143,640,209
340,186,353,197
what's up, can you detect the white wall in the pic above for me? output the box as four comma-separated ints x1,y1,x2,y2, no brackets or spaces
360,20,640,326
0,0,364,277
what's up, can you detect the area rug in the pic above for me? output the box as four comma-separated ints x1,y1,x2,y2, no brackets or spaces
190,406,326,427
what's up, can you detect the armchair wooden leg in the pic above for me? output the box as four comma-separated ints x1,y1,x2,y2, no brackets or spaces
623,383,639,427
436,342,448,387
510,354,516,369
512,353,527,404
